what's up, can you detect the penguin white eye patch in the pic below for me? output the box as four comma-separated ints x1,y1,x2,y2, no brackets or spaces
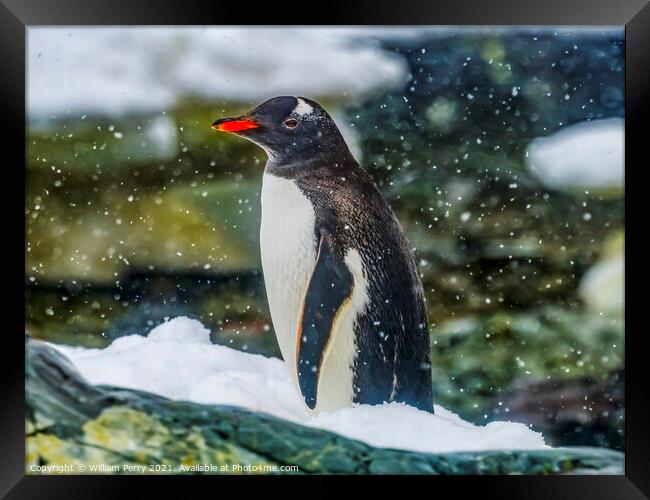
284,119,298,129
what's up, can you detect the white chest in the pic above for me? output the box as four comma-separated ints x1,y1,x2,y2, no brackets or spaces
260,173,366,414
260,173,318,386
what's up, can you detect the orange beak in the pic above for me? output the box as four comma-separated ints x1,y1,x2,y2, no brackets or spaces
211,117,260,133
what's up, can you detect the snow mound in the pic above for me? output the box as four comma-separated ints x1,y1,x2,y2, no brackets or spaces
579,253,624,314
52,316,547,453
28,27,408,118
525,118,624,190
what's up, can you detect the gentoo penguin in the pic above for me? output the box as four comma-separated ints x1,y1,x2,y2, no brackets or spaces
212,96,433,414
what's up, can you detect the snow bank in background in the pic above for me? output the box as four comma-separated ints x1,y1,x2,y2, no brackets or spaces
28,28,408,118
53,316,547,453
579,253,624,314
525,118,624,190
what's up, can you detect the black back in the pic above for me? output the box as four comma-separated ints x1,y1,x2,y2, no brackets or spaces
287,160,434,412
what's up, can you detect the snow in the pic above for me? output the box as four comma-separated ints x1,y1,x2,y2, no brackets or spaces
28,27,408,118
52,316,548,453
579,253,624,313
144,115,178,159
525,118,624,190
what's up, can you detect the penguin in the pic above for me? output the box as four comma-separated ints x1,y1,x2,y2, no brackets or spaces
212,96,433,414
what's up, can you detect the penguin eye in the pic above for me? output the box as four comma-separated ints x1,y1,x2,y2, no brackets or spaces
284,119,298,129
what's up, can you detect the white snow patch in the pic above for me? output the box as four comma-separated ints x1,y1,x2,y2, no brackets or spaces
51,316,548,453
28,27,408,118
525,118,624,190
145,115,178,159
579,253,624,313
293,97,314,117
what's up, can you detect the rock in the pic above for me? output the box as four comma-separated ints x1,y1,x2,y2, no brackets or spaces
491,370,624,450
26,339,623,475
430,305,624,444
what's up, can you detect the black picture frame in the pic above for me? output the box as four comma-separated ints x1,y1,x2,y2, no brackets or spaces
4,0,647,496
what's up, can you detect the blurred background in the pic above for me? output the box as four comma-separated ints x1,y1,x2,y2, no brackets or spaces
26,27,624,450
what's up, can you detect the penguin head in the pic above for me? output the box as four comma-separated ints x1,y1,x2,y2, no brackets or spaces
212,96,352,165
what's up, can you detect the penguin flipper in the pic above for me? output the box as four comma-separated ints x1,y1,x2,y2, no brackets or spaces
296,230,354,409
